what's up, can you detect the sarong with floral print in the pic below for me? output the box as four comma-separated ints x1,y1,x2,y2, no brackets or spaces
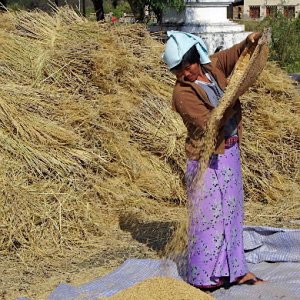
185,142,249,287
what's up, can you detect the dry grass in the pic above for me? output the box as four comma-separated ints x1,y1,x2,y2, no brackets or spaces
0,6,299,299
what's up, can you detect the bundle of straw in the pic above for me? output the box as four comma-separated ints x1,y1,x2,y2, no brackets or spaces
194,29,270,187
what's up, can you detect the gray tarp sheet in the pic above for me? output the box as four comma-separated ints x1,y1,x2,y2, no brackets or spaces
17,226,300,300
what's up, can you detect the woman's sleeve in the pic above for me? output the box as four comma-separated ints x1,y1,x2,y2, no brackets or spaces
173,87,237,132
173,88,211,131
213,38,248,78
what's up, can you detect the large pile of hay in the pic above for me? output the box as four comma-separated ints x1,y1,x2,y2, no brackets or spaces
0,6,299,299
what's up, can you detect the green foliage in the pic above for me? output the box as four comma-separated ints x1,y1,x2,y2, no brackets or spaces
103,1,131,18
127,0,184,23
113,2,131,18
260,13,300,72
103,1,114,13
6,2,23,10
151,0,184,23
7,0,28,10
151,0,184,13
235,19,261,32
7,0,50,11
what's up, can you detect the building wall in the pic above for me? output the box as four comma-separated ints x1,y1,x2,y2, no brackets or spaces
243,0,300,18
233,5,244,19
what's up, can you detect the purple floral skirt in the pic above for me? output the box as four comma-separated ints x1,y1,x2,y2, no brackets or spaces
185,143,248,287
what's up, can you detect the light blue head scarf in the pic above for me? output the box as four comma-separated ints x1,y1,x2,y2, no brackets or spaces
162,31,211,70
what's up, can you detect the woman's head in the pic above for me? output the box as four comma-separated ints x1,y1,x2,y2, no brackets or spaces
162,31,211,73
170,45,201,81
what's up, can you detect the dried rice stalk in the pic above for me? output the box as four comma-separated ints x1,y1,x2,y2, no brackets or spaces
130,96,186,159
193,29,271,188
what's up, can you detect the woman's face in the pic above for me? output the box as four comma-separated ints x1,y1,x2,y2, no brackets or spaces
173,63,201,82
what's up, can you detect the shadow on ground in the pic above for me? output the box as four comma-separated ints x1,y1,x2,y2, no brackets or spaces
119,213,177,253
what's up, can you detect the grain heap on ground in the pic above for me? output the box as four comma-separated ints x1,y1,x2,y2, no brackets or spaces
0,6,299,299
104,277,215,300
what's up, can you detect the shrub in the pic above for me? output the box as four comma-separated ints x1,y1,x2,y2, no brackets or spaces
260,13,300,72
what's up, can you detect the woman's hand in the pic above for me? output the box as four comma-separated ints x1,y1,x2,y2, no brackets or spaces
246,32,262,44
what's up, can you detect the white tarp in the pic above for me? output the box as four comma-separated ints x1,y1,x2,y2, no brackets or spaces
17,226,300,300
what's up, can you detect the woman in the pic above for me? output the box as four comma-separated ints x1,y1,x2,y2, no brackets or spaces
162,31,264,290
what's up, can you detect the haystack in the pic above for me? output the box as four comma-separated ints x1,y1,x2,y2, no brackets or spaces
0,6,299,299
